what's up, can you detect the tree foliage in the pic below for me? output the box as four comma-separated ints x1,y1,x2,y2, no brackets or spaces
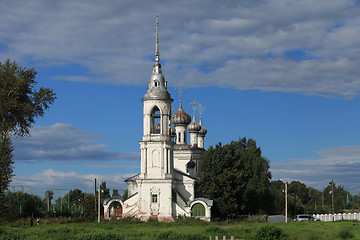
198,137,272,219
269,180,356,217
0,59,56,218
0,134,14,216
0,59,56,137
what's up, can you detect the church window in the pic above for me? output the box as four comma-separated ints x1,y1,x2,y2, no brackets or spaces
151,194,158,203
191,203,205,217
150,106,161,134
178,132,181,143
154,80,159,87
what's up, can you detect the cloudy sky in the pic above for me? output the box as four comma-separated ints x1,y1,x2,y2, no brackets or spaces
1,0,360,198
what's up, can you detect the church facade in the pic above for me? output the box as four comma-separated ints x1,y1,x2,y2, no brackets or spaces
103,17,212,222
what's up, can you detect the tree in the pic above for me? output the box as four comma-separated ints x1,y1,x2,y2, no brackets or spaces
198,137,272,219
268,180,285,215
323,181,349,213
100,182,110,201
45,190,54,212
122,189,128,200
112,189,119,197
0,59,56,217
0,135,13,217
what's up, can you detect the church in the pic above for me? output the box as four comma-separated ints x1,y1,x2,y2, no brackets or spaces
103,17,213,222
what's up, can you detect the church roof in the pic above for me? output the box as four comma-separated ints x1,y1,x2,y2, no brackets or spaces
124,173,140,182
173,169,199,181
191,198,214,207
103,195,123,205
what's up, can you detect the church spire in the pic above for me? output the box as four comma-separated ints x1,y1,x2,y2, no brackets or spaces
143,15,171,101
152,15,162,75
155,15,160,63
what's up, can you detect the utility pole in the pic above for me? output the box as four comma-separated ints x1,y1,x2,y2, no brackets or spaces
331,179,335,215
94,178,97,213
98,177,102,223
285,181,288,223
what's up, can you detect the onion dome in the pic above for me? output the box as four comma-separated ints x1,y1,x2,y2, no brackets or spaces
199,124,207,135
199,119,207,135
187,118,201,133
171,104,191,126
186,159,196,169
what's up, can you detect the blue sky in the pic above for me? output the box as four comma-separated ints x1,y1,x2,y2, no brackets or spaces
1,0,360,198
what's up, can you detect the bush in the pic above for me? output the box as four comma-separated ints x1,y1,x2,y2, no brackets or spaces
338,229,354,239
175,216,209,226
78,232,124,240
157,231,207,240
254,225,286,240
205,225,226,235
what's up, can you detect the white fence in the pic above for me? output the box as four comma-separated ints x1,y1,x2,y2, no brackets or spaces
313,213,360,222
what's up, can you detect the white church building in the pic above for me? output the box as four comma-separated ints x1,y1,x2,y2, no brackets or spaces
103,17,213,222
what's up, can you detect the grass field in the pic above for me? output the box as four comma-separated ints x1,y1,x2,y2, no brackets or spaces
1,218,360,240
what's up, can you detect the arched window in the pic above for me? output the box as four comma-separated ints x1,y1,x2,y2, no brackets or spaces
150,106,161,134
178,132,181,143
191,203,205,217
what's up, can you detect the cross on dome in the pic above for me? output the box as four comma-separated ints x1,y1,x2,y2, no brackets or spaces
197,103,205,123
190,99,198,118
176,83,185,105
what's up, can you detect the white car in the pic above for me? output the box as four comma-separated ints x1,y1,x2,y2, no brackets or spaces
294,214,321,222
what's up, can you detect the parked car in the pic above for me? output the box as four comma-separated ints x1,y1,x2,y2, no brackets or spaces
294,214,321,222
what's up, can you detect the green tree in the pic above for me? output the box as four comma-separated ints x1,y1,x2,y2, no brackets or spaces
83,192,96,219
100,181,110,201
112,189,119,197
323,181,349,213
198,137,272,219
122,189,128,200
0,135,14,217
269,180,285,215
0,59,56,217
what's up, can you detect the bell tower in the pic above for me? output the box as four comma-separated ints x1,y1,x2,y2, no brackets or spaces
137,16,174,221
140,15,173,179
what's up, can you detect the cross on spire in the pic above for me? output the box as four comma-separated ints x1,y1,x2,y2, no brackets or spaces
175,83,185,106
197,103,205,123
190,99,198,118
155,14,160,63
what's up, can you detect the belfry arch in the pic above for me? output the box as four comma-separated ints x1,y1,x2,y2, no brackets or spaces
150,106,161,134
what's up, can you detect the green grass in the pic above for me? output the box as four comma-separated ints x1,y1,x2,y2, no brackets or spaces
1,218,359,240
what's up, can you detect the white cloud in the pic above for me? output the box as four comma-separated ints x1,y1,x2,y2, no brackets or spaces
271,145,360,194
12,123,140,162
0,0,359,97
